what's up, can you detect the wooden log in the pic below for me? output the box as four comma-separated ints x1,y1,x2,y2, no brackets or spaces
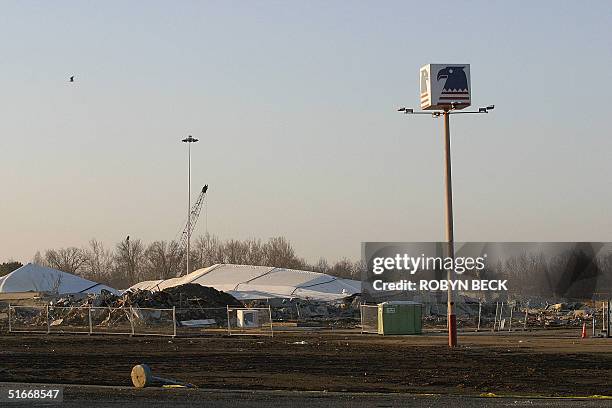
131,364,195,388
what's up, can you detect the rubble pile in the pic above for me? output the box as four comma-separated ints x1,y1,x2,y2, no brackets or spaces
51,284,242,309
7,284,243,330
246,294,362,327
422,300,601,329
529,302,597,328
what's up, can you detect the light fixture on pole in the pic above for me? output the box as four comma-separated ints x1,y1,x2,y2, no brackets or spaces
181,135,199,276
399,64,494,348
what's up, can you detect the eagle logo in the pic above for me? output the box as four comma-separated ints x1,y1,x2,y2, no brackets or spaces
436,66,469,103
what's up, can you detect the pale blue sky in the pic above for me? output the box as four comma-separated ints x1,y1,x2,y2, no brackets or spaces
1,1,611,264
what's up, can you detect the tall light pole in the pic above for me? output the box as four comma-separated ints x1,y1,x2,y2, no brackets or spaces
398,104,494,347
181,135,199,276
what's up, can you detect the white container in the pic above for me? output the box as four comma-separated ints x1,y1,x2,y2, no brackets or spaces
237,309,259,328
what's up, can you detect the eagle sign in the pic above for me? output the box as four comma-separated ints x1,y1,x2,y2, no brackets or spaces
420,64,471,110
437,66,469,102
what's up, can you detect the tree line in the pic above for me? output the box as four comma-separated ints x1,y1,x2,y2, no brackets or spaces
23,234,364,289
0,261,23,277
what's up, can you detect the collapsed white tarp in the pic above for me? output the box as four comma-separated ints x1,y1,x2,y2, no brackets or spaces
0,263,119,295
129,264,361,301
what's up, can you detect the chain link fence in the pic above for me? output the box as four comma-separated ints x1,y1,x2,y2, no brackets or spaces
7,304,275,337
7,300,607,337
360,305,378,333
359,300,607,334
175,307,229,336
8,305,177,337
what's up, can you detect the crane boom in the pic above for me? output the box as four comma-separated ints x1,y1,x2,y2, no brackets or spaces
177,185,208,275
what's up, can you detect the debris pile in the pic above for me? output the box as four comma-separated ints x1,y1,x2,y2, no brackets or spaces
528,302,597,328
8,284,242,331
246,294,362,327
51,284,242,309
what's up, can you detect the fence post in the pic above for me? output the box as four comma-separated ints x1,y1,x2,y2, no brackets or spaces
8,304,11,333
88,307,93,335
508,302,513,332
129,307,135,336
603,302,606,336
476,301,481,332
226,306,231,336
268,305,273,338
173,306,177,338
523,300,529,331
360,305,364,334
492,302,499,332
46,304,50,334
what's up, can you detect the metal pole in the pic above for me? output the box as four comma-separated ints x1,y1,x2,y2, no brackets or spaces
187,142,191,277
360,305,364,334
173,306,177,338
443,110,457,347
89,307,93,335
509,302,513,332
524,301,529,331
226,306,232,336
269,305,274,338
46,304,50,334
603,302,606,335
493,301,499,332
8,304,11,333
476,301,481,332
129,307,135,336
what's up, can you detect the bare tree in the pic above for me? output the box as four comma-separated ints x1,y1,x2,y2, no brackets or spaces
114,237,145,287
312,258,330,273
33,251,47,266
145,240,182,280
83,239,114,283
44,247,87,275
192,233,224,270
244,238,266,266
328,258,356,279
263,237,305,269
224,239,249,265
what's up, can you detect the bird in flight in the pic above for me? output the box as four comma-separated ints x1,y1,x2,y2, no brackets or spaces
69,75,75,82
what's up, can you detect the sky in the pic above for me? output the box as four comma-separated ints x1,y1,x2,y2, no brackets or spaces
1,1,611,264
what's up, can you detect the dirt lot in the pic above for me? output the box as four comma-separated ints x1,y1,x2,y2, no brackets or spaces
0,330,610,397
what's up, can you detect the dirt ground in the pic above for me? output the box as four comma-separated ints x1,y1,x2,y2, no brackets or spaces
0,329,610,397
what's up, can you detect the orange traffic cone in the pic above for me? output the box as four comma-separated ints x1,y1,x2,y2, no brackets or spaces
581,322,587,339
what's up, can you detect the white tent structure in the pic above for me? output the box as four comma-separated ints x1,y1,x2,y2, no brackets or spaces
129,264,361,301
0,263,119,295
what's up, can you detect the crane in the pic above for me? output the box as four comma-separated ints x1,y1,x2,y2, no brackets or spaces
177,184,208,275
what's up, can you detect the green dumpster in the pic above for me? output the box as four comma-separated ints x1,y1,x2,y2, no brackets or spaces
377,301,422,335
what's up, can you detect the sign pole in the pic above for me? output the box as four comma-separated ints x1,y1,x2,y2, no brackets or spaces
401,63,492,347
443,110,458,348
